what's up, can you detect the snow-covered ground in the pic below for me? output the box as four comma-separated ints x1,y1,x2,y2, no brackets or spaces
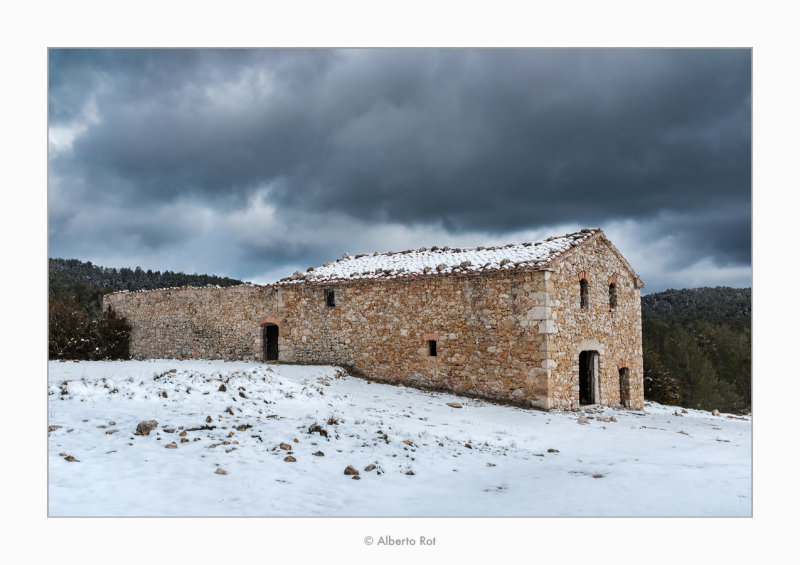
48,360,751,516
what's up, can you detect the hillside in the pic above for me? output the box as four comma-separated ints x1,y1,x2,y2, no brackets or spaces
640,287,751,414
49,257,244,294
642,286,751,319
48,360,751,516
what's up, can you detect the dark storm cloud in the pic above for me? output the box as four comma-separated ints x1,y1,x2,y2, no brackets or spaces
49,49,751,287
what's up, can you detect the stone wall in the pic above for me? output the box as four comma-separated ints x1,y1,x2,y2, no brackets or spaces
106,270,554,408
545,236,645,409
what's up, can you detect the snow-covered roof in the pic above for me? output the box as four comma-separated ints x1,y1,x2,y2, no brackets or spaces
278,228,603,285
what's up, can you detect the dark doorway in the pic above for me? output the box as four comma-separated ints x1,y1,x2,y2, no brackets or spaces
579,350,598,405
263,324,279,361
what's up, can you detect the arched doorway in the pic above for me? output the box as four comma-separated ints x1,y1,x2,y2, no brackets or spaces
579,350,599,405
262,324,279,361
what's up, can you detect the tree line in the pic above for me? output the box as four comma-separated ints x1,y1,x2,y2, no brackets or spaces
641,287,751,414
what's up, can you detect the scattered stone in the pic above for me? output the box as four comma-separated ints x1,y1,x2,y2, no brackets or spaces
181,438,190,443
405,470,415,476
352,475,361,480
239,391,246,399
313,451,325,456
677,431,689,435
464,443,472,449
165,442,178,449
179,431,187,437
228,431,235,437
215,468,227,475
206,416,213,423
402,439,414,446
712,409,721,417
225,407,234,415
487,463,496,467
105,430,118,435
681,409,688,414
163,428,175,433
48,425,61,432
284,456,297,462
109,421,116,426
293,438,299,443
577,416,589,425
364,464,377,472
218,384,227,392
58,452,67,457
135,420,158,436
64,455,79,462
308,423,328,437
592,474,604,479
344,465,359,475
547,448,559,453
446,402,462,409
280,442,292,450
609,416,617,422
161,391,168,398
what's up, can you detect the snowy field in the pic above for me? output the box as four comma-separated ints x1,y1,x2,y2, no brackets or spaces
48,360,751,517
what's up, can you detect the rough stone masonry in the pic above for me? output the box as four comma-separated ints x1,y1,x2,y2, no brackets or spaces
105,228,644,410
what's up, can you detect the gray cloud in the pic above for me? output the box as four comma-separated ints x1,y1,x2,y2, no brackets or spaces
48,49,751,292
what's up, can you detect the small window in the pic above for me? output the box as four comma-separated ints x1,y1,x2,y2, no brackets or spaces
580,278,589,309
324,289,335,307
609,283,618,308
427,340,437,357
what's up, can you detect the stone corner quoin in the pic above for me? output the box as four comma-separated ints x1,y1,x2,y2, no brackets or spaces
104,228,644,411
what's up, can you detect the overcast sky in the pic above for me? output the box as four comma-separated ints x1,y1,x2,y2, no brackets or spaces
48,49,751,293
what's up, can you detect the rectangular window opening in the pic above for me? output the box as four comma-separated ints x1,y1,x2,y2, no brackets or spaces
325,289,335,308
427,340,437,357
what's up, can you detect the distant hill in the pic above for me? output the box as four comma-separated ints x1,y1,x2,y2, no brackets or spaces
642,287,751,319
49,258,244,294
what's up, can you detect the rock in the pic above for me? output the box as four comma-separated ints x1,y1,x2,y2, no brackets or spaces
402,439,414,446
313,451,325,456
64,455,79,462
206,416,213,423
215,468,227,475
446,402,462,409
48,425,61,432
681,409,688,414
364,464,377,472
181,438,190,443
547,448,559,453
218,384,226,392
344,465,359,475
405,470,415,476
464,443,472,449
165,442,178,449
712,409,721,416
225,406,234,415
135,420,158,436
179,431,187,437
279,442,292,450
293,438,299,443
609,416,617,422
161,391,168,398
109,421,116,426
239,391,246,399
592,474,604,479
284,456,297,462
308,423,328,437
58,452,67,457
352,475,361,480
577,416,589,424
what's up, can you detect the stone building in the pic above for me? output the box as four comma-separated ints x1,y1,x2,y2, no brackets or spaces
105,228,644,410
